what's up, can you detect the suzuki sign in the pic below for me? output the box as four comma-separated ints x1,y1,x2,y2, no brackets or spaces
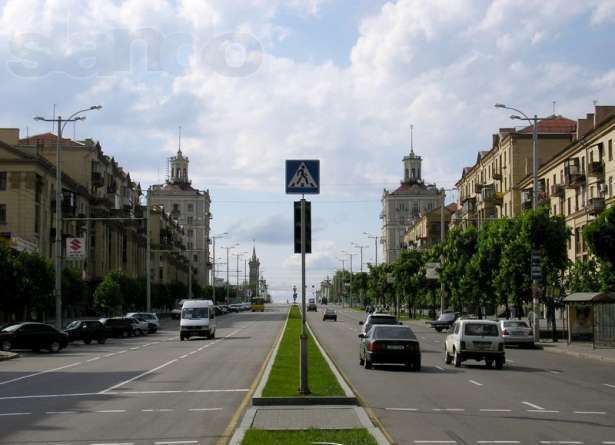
66,237,85,258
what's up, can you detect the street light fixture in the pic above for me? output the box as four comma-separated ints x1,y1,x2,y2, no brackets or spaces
34,105,102,330
221,243,239,303
210,232,228,303
351,242,369,273
363,232,379,266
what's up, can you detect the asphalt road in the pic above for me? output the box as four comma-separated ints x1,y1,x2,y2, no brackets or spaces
308,305,615,445
0,306,287,445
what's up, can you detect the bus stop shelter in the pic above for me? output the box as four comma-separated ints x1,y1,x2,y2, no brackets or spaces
564,292,615,348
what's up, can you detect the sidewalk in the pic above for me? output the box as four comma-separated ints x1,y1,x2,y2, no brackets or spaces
540,340,615,364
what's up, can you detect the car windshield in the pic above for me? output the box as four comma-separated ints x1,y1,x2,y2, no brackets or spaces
65,321,80,329
182,307,209,319
368,316,397,325
373,326,416,340
1,324,21,332
464,323,499,336
439,313,456,321
503,321,529,328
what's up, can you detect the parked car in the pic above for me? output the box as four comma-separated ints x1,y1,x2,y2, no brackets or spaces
445,319,505,369
100,317,134,338
126,312,159,333
426,312,460,332
307,298,317,312
180,299,216,340
359,325,421,371
228,304,241,313
127,317,149,336
323,308,337,321
359,313,400,335
498,320,534,348
0,322,69,353
64,320,107,344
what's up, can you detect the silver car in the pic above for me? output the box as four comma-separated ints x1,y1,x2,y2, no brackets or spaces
498,320,534,348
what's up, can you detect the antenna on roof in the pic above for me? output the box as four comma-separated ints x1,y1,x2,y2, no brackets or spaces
552,101,556,115
178,125,182,152
52,104,56,132
410,124,414,153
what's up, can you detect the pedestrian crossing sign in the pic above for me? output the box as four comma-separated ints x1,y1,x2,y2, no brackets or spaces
285,160,320,194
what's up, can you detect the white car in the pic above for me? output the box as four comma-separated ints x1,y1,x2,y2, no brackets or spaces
127,317,149,336
126,312,160,333
445,319,505,369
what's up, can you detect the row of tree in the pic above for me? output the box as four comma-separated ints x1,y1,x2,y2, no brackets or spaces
329,206,615,318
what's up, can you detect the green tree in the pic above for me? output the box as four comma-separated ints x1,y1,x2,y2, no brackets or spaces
0,245,19,320
392,249,426,317
94,273,123,315
14,251,54,320
62,266,89,310
565,258,600,292
440,226,478,313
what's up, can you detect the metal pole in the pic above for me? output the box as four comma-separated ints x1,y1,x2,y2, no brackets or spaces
226,247,230,304
212,237,216,303
374,237,378,266
348,253,353,308
244,258,247,301
187,254,192,299
300,197,309,394
359,246,363,273
54,117,62,329
146,190,151,312
532,115,539,343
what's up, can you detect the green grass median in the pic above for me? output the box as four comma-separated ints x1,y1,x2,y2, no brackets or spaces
242,428,377,445
262,304,344,397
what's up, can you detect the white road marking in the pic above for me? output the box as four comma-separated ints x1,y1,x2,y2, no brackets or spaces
480,409,512,412
99,359,179,394
0,362,82,386
180,355,189,359
574,411,606,415
188,351,197,355
46,411,77,414
189,408,223,412
86,357,101,362
414,441,456,444
477,442,520,444
103,353,116,358
548,370,561,374
96,410,126,413
155,442,198,445
507,359,515,363
602,442,615,444
539,442,583,444
522,401,545,410
117,350,127,354
469,380,483,386
385,408,418,412
604,384,615,389
142,408,174,412
433,408,464,412
0,412,31,416
129,347,140,350
91,442,134,445
528,410,560,413
0,389,248,400
434,366,446,371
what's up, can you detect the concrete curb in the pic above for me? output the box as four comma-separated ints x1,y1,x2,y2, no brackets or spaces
252,396,357,406
0,352,18,361
541,344,615,364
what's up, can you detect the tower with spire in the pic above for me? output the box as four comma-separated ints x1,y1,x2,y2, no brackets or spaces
249,244,260,296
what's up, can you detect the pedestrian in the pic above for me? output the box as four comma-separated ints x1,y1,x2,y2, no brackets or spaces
527,310,534,329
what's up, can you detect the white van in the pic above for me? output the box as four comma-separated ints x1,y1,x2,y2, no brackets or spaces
180,300,216,340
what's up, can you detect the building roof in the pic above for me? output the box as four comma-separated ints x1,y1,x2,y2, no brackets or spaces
564,292,615,303
388,182,440,196
19,132,85,148
518,116,577,134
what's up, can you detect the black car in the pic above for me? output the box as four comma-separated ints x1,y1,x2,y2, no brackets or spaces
64,320,107,344
100,317,134,337
359,325,421,371
0,322,69,353
323,308,337,321
426,312,460,332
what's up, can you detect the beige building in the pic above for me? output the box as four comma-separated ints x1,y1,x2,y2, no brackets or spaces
148,205,188,285
381,148,443,263
150,149,211,289
454,118,576,228
518,105,615,262
404,203,457,251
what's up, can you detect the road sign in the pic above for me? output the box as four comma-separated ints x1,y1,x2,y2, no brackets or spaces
286,160,320,194
294,201,311,253
66,237,85,258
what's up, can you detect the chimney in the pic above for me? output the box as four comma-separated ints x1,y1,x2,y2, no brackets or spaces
594,105,615,127
576,114,594,139
0,128,20,146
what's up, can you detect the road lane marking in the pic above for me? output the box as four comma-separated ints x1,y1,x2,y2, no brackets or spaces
189,408,223,412
477,442,520,444
129,347,140,350
414,441,456,444
433,408,464,412
522,401,545,410
96,410,126,413
142,408,174,412
385,408,418,411
91,443,134,445
539,442,583,444
469,380,483,386
0,412,31,416
574,411,606,415
104,353,116,357
480,409,512,412
0,388,248,400
98,359,179,394
528,410,560,413
155,442,198,445
46,411,77,414
86,357,101,362
0,362,82,386
604,384,615,389
548,370,561,374
434,366,446,371
180,355,189,359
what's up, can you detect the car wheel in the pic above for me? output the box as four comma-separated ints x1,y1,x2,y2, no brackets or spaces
485,359,494,369
180,335,184,341
453,348,462,368
84,338,92,345
49,341,61,353
0,340,11,352
444,348,452,365
436,327,442,332
495,358,504,369
97,337,106,345
359,355,365,366
333,318,337,322
210,331,215,339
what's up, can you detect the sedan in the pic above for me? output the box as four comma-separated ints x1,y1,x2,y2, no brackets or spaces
359,325,421,371
323,308,337,321
64,320,107,344
499,320,534,348
0,322,69,353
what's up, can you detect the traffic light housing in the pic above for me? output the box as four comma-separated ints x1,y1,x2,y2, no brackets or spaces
294,200,311,254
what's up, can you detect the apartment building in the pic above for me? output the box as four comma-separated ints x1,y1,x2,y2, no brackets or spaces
454,118,576,227
518,105,615,262
148,204,188,285
404,203,457,251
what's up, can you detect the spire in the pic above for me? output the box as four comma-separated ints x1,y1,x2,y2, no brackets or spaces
410,123,414,156
177,125,183,158
252,240,257,260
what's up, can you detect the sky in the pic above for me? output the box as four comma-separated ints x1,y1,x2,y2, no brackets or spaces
2,0,615,302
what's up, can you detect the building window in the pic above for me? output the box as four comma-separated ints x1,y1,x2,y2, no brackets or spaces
188,204,194,212
193,254,198,262
173,203,179,212
187,216,193,224
187,229,194,237
0,172,6,191
34,205,40,234
574,228,581,253
0,204,6,224
567,198,571,215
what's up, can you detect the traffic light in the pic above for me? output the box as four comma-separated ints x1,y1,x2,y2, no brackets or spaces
294,200,311,254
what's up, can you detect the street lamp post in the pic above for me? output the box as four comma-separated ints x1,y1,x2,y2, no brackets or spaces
341,251,357,308
34,105,102,329
352,243,368,273
210,233,228,303
495,103,551,342
363,232,379,266
222,243,238,303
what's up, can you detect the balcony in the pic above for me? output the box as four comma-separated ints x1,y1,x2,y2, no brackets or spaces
494,191,504,206
492,169,502,181
462,197,476,215
521,190,533,210
481,184,497,206
551,184,565,198
564,161,585,188
91,171,104,188
474,183,483,194
588,197,605,215
588,161,604,178
538,191,549,205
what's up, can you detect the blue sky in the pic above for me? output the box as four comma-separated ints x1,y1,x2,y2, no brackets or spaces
2,0,615,301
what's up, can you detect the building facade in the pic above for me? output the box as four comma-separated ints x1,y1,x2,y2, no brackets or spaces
404,203,457,251
150,149,211,289
454,117,576,228
381,149,443,263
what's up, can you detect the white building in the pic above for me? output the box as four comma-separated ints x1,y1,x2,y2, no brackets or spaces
150,148,211,289
381,148,443,264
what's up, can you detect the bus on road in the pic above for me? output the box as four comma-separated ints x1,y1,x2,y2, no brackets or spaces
251,297,265,312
